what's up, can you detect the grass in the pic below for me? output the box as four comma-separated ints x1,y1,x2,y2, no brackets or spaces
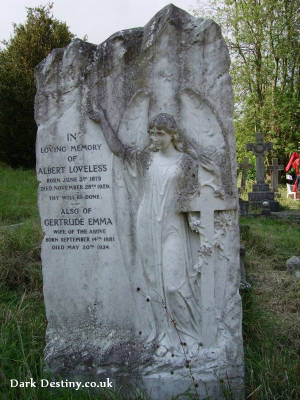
0,288,148,400
0,220,43,292
238,179,299,400
242,290,299,399
0,165,299,399
0,164,39,224
240,216,299,271
240,216,300,399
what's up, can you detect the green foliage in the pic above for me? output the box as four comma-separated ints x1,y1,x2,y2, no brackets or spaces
194,0,300,169
228,0,299,166
0,164,42,292
0,164,39,224
0,3,74,168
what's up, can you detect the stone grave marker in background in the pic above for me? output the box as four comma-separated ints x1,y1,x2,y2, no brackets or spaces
238,156,252,193
286,256,300,279
247,133,272,184
246,133,279,210
267,158,283,196
35,5,244,399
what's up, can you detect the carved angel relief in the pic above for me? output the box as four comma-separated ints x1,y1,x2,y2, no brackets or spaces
87,87,231,354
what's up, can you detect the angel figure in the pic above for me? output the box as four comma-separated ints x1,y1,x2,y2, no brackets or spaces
88,99,202,356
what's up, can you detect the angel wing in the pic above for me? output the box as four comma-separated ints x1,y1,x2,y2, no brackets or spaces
179,88,225,154
179,88,227,194
111,88,150,277
117,89,151,149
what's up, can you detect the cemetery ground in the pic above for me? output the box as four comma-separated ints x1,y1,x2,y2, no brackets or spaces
0,165,299,400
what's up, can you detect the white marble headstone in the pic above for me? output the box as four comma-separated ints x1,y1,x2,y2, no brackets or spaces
35,5,244,399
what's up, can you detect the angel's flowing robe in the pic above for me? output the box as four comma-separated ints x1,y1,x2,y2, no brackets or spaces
119,148,202,354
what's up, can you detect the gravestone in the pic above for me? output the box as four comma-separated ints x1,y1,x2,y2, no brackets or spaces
246,133,279,210
238,156,252,193
239,198,249,217
35,5,244,399
286,256,300,279
267,158,283,195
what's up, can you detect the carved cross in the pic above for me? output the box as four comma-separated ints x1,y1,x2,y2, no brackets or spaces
246,133,273,184
238,157,252,192
267,158,283,193
182,187,237,347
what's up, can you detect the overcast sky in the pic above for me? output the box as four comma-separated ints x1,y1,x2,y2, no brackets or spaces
0,0,210,45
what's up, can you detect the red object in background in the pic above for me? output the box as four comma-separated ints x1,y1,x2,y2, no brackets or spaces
285,152,300,193
292,181,298,192
285,152,300,174
293,158,300,176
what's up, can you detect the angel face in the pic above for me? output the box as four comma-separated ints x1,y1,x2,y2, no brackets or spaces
149,126,173,151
